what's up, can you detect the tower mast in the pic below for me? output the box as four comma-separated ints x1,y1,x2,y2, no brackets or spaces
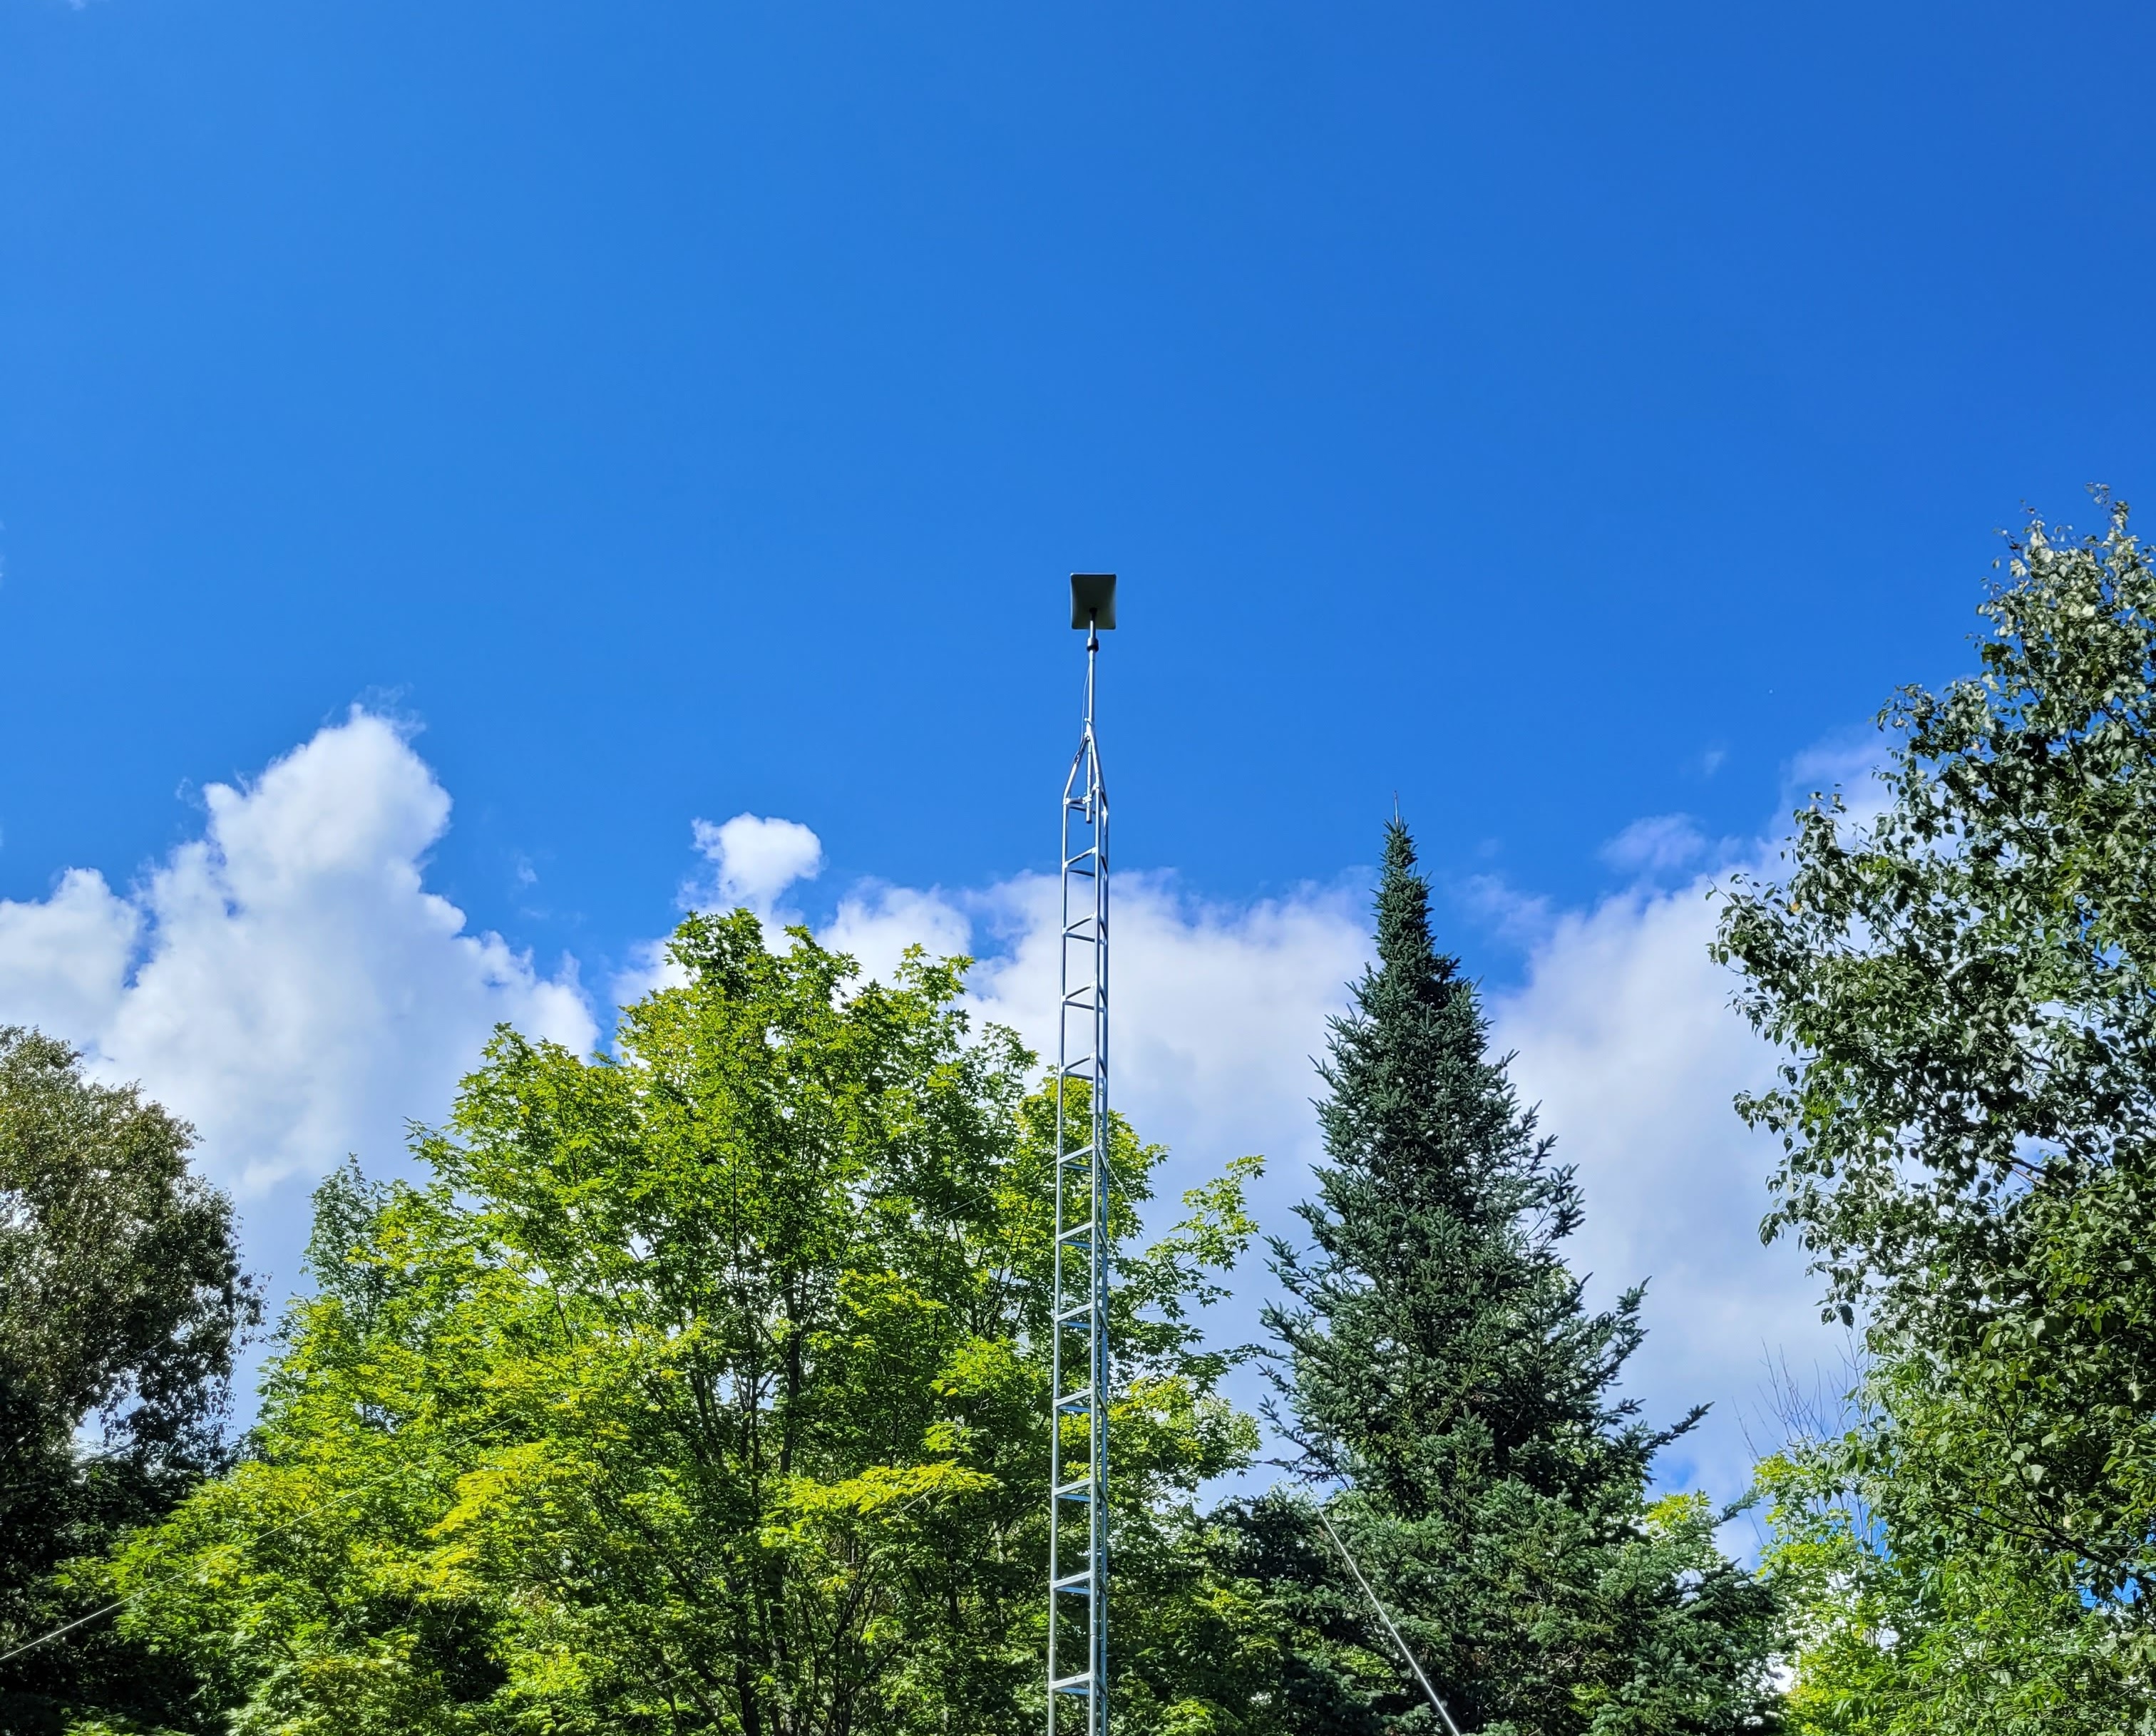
1047,572,1115,1736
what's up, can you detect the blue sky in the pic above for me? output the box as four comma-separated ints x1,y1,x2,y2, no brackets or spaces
4,0,2153,1499
9,1,2152,961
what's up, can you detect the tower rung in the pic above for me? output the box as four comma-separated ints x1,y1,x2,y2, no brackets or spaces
1054,1303,1092,1324
1052,1674,1094,1695
1056,1223,1094,1244
1055,1387,1095,1412
1051,1574,1096,1593
1054,1480,1094,1501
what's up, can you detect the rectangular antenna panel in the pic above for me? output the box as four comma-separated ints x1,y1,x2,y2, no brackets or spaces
1069,572,1117,630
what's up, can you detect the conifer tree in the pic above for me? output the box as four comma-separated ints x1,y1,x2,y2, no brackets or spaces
1246,821,1779,1735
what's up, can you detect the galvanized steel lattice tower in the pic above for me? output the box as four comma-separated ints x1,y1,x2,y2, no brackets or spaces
1048,572,1116,1735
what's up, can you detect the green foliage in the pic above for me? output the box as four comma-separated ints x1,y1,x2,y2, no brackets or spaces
1716,498,2156,1717
1757,1382,2147,1734
0,1025,257,1734
1248,823,1781,1735
105,914,1259,1735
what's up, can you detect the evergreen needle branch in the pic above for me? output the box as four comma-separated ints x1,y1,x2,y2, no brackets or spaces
1295,1485,1469,1736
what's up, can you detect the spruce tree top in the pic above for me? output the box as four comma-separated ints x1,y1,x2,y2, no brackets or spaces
1318,820,1539,1233
1250,821,1772,1736
1270,819,1675,1513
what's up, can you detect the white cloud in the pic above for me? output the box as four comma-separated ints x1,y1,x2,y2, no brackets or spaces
612,811,833,1005
691,813,823,913
1773,734,1896,858
1598,812,1708,875
1457,873,1557,949
0,867,139,1042
962,872,1366,1224
0,712,594,1265
1482,743,1899,1504
801,863,1369,1239
1489,875,1839,1506
822,881,975,985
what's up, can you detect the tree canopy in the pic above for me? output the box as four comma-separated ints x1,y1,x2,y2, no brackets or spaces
1720,499,2156,1724
0,1025,257,1733
103,913,1261,1735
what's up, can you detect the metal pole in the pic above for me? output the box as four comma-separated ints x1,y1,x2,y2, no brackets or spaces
1047,612,1110,1736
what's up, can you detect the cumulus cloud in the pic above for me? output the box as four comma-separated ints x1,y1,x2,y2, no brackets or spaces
812,866,1370,1238
1598,812,1709,875
0,868,140,1042
821,882,975,984
1489,877,1838,1505
963,873,1365,1222
690,813,823,913
762,838,1834,1508
613,811,832,1004
0,712,594,1289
